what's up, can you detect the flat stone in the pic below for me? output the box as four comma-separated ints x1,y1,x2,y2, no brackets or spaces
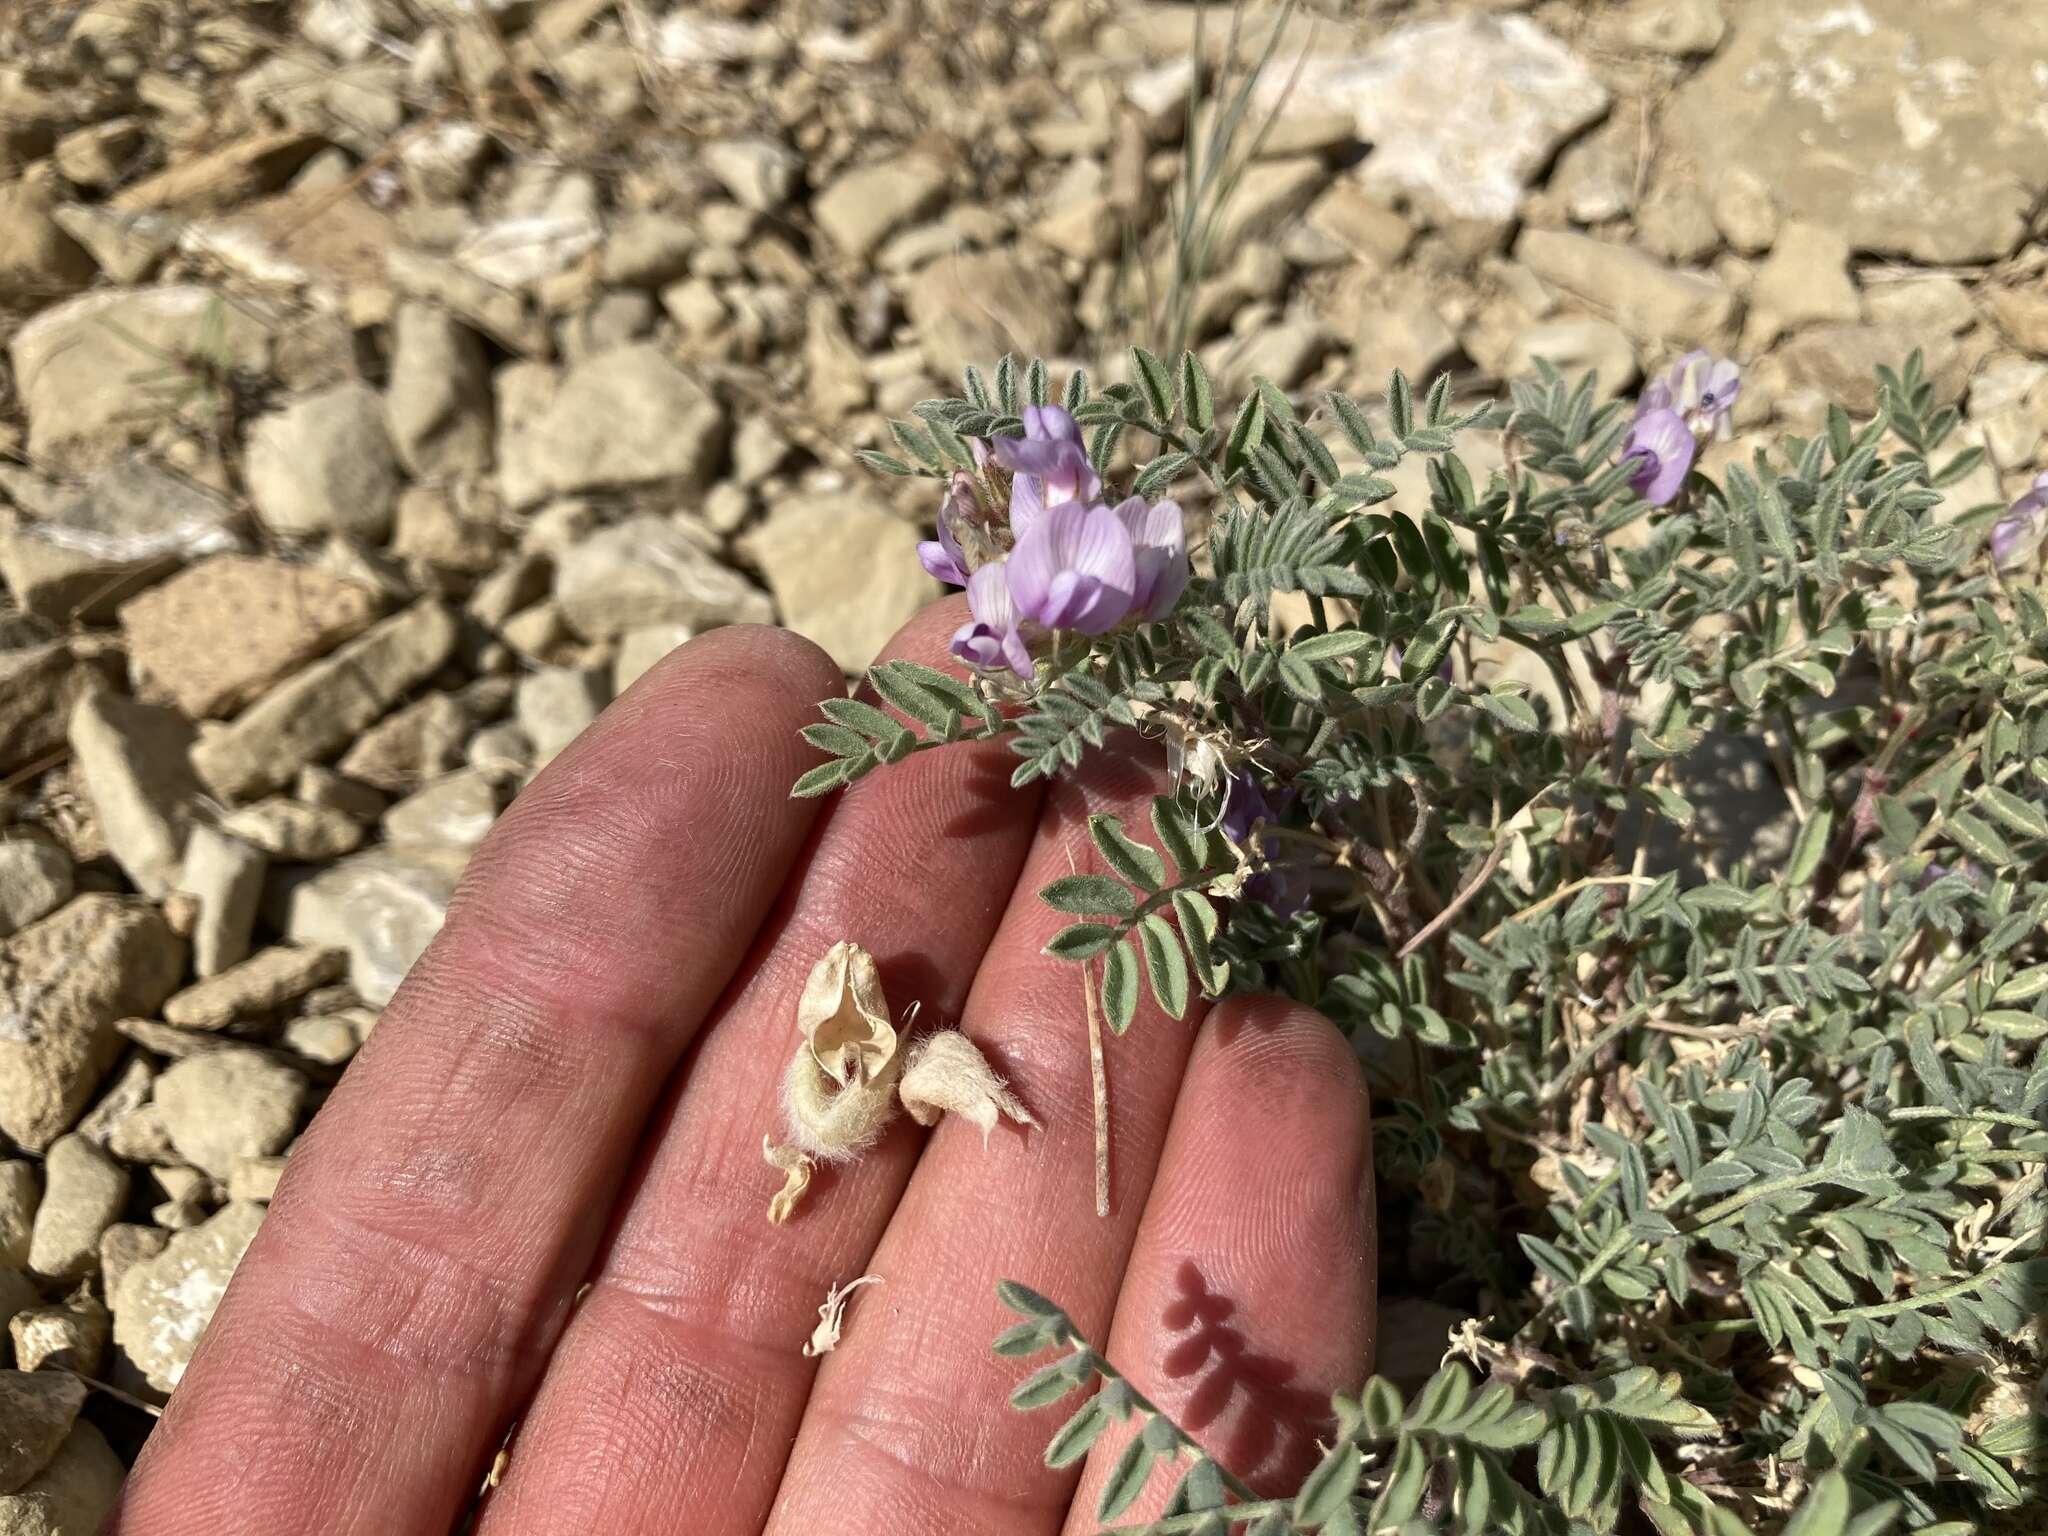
0,1165,33,1270
1989,283,2048,359
1747,220,1861,348
1594,0,1726,56
741,494,937,674
597,213,696,289
0,842,72,940
1515,230,1737,348
554,514,772,641
10,1295,109,1374
703,138,800,212
8,286,272,472
120,554,381,720
1272,16,1608,222
903,247,1075,379
0,457,243,624
0,896,186,1152
614,623,693,692
385,303,494,479
295,765,390,820
515,667,609,765
72,1054,154,1149
163,945,346,1031
176,825,265,978
285,846,468,1006
228,1155,288,1204
281,1011,365,1067
500,343,727,510
0,1370,86,1496
26,1135,125,1284
382,771,500,850
814,153,948,258
246,380,402,542
113,1199,265,1391
0,178,94,304
217,797,365,861
0,640,113,777
190,599,460,800
67,691,203,899
334,691,474,792
1667,0,2048,264
154,1049,307,1180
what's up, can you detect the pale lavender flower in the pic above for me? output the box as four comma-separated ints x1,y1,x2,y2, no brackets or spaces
949,561,1033,676
1621,407,1696,506
991,405,1100,539
918,473,977,586
1219,772,1308,915
1991,471,2048,573
1006,499,1137,634
1644,350,1741,441
1113,496,1190,621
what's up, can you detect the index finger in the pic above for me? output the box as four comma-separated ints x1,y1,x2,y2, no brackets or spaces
109,624,845,1536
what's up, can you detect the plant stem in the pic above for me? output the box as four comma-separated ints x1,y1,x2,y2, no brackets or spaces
1084,957,1110,1219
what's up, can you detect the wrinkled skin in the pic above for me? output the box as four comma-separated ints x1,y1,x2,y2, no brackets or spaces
111,598,1377,1536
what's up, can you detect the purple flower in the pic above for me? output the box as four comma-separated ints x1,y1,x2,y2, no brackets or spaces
949,561,1033,676
1113,496,1190,621
1621,407,1696,506
991,405,1101,539
1991,471,2048,573
1006,499,1137,634
1644,350,1741,441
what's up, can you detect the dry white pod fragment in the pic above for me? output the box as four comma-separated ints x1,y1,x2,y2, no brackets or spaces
763,1135,813,1226
802,1273,882,1357
898,1029,1036,1143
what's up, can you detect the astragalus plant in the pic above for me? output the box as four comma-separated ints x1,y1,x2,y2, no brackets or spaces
792,345,2048,1534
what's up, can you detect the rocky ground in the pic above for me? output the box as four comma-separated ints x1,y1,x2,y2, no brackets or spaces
2,0,2047,1520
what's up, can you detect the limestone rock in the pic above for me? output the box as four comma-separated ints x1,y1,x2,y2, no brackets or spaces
98,1225,168,1301
0,1371,86,1496
385,303,493,479
1747,221,1860,349
0,641,112,777
154,1049,308,1180
176,825,265,978
190,600,460,800
0,896,186,1152
904,248,1075,379
1779,325,1969,416
743,494,937,674
382,771,499,850
1514,230,1737,348
285,846,468,1006
555,514,772,641
10,1293,109,1375
0,178,94,304
386,245,549,357
614,623,693,692
67,692,203,899
0,457,242,624
1667,0,2048,264
515,667,609,765
1594,0,1725,56
217,798,365,861
500,343,726,509
119,554,381,720
245,380,402,542
1273,17,1607,222
1989,284,2048,359
703,138,800,212
814,153,948,258
0,843,72,940
113,1199,265,1391
26,1135,125,1284
164,946,347,1031
8,286,271,472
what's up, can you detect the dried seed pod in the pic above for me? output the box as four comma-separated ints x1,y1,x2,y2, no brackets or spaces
898,1030,1035,1144
798,940,898,1087
801,1274,882,1357
781,1046,901,1162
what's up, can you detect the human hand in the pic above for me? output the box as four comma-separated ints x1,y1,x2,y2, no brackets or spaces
108,601,1376,1536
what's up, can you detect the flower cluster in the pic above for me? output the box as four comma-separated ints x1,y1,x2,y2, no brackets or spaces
918,405,1190,677
1619,349,1741,506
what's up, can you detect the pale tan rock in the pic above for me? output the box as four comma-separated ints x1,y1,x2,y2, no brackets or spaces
113,1200,264,1391
26,1135,125,1283
742,494,936,674
163,945,347,1030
